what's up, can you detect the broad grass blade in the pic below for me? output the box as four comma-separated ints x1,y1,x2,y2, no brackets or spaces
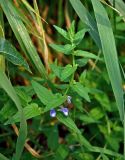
91,0,124,121
0,70,27,160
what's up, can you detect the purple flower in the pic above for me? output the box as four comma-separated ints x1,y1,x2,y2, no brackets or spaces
67,96,72,104
60,107,69,116
50,109,56,117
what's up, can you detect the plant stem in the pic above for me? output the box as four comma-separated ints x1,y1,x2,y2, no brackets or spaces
64,50,75,95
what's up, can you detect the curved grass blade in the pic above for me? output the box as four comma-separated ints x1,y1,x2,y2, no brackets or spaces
0,70,27,160
0,153,9,160
0,0,47,78
0,38,31,72
69,0,101,48
91,0,124,121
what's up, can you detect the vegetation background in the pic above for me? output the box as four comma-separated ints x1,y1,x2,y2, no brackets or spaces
0,0,125,160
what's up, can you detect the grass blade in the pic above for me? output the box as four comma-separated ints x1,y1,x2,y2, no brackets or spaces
0,0,47,78
0,38,30,72
69,0,101,48
0,70,27,160
91,0,124,121
0,153,9,160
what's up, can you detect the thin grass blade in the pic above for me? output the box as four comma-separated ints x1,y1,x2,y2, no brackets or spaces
91,0,124,121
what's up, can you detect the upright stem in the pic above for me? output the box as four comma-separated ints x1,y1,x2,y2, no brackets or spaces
64,49,75,95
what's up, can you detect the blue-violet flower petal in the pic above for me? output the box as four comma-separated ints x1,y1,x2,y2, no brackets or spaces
50,109,56,117
61,107,69,116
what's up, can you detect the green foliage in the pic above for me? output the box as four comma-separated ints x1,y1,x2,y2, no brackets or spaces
0,0,124,159
0,38,30,72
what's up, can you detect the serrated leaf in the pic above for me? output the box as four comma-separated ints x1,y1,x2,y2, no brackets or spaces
72,83,90,102
0,38,31,72
74,28,89,44
5,103,42,124
49,44,75,55
50,63,63,78
53,25,69,40
74,50,102,60
51,64,77,81
61,64,77,81
44,94,67,112
32,80,55,105
0,100,17,122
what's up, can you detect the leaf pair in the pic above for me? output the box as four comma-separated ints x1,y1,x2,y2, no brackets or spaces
51,63,77,81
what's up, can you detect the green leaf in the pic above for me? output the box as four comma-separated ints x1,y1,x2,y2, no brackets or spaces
44,94,67,112
53,145,68,160
46,126,59,150
90,107,104,120
74,50,102,60
0,70,27,160
32,80,55,105
51,64,77,81
69,0,101,48
0,0,47,78
67,20,75,41
76,113,99,124
61,64,77,81
49,44,75,55
0,100,17,122
0,153,9,160
91,0,124,121
74,28,89,44
15,87,32,107
5,103,42,124
71,82,90,102
57,113,93,149
102,154,109,160
75,58,88,67
50,63,63,78
53,25,69,40
0,38,31,72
